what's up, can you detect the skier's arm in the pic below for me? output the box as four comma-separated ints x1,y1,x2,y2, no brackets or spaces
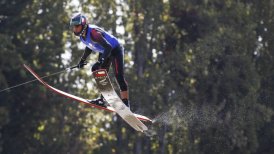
90,29,112,62
77,47,93,68
81,47,93,61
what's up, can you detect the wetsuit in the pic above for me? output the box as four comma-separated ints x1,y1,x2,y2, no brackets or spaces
79,24,128,91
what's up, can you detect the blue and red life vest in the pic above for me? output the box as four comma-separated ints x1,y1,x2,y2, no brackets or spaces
80,25,120,53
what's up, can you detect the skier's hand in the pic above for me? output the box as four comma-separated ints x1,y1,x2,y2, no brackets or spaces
77,59,87,69
95,58,105,67
92,58,105,71
92,61,100,71
98,58,105,65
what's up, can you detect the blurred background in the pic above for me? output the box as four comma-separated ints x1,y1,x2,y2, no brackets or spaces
1,0,274,153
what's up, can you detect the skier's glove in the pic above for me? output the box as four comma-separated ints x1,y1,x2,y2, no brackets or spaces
77,58,87,69
98,58,105,65
92,58,105,71
95,58,105,67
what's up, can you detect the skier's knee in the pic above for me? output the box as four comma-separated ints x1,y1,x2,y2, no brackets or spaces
91,63,100,72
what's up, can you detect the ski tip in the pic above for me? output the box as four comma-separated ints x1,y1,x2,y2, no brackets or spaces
134,113,153,123
23,64,28,68
145,118,153,123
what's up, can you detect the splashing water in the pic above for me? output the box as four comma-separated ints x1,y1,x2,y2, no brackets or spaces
144,103,221,137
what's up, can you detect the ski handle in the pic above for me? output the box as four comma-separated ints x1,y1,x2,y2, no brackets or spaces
67,62,87,70
69,65,79,70
0,63,89,93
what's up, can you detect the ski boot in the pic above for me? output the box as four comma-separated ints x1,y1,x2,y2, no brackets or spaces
122,99,130,109
88,95,109,108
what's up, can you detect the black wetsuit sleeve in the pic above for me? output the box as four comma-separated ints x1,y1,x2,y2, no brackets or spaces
81,47,93,60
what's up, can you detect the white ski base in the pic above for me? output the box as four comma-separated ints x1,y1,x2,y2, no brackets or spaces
93,69,148,132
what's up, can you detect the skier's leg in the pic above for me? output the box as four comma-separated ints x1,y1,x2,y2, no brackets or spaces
89,54,112,107
112,46,130,108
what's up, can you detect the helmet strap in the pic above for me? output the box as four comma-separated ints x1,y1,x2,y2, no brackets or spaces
79,24,88,36
74,24,87,37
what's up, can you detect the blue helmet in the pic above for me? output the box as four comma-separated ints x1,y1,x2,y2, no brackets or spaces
70,13,88,36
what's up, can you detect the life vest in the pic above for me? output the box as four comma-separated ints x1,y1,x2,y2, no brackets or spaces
80,25,120,53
